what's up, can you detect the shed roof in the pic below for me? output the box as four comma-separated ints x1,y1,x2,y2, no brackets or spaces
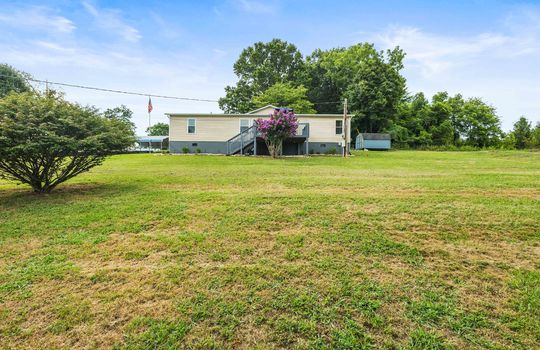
358,133,391,140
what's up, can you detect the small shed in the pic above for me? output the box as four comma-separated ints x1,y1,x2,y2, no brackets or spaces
136,136,169,151
355,133,391,150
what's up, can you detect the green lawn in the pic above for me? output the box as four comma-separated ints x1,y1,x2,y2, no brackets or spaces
0,151,539,349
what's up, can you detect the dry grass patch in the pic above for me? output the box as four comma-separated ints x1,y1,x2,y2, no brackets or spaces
0,151,539,349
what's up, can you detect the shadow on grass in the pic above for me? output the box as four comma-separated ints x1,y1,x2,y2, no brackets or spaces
0,182,139,208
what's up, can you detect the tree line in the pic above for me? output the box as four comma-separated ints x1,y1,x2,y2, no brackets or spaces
219,39,540,149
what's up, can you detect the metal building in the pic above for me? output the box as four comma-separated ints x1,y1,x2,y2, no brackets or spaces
355,133,391,150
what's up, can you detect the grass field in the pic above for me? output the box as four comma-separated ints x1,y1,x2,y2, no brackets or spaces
0,151,539,349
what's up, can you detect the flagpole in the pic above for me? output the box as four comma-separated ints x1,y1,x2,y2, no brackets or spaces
148,96,151,129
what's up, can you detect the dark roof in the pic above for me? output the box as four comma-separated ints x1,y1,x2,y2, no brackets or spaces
358,133,391,140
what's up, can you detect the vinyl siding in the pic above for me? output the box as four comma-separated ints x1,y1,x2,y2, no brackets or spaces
298,117,344,143
169,115,348,144
170,117,250,142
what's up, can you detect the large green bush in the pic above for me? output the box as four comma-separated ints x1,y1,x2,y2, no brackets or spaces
0,92,134,193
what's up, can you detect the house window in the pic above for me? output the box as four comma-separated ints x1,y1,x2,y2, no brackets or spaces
240,119,250,133
335,120,343,135
187,118,196,134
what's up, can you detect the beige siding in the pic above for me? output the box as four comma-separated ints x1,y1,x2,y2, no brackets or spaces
169,115,347,143
170,116,252,142
297,116,344,143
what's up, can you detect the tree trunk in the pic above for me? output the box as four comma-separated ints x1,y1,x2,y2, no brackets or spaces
266,139,282,159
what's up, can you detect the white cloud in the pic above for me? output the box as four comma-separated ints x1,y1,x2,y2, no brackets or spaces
370,7,540,78
33,41,77,54
231,0,276,14
213,49,228,59
82,1,141,42
372,26,514,77
0,6,75,33
1,35,225,133
149,11,184,40
365,8,540,130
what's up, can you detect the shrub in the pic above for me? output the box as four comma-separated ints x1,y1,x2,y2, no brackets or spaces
0,92,134,193
182,147,190,154
325,148,337,155
196,148,202,154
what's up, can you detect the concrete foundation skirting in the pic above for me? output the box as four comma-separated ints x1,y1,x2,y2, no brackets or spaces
169,140,343,155
307,142,343,155
170,141,229,154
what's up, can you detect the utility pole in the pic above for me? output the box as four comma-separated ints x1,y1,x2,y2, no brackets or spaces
45,80,49,96
343,98,348,157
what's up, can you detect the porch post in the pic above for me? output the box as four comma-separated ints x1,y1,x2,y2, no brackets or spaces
254,136,257,155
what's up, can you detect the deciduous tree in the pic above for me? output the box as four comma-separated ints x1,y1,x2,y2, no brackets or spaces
512,117,532,149
103,105,136,136
304,44,406,133
146,122,169,136
0,63,32,98
254,109,298,158
460,98,502,148
252,83,316,113
219,39,304,113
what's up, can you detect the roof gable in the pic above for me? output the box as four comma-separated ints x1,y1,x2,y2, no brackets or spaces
247,105,278,115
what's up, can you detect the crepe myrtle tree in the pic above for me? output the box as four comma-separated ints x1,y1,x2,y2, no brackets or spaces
0,92,135,193
255,108,298,158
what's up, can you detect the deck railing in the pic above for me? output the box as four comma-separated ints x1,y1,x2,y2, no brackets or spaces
294,123,310,138
226,123,310,155
226,125,256,155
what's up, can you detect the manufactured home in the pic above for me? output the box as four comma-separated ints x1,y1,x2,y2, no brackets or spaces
166,105,351,155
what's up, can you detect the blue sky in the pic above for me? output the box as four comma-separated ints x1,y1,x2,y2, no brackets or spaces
1,0,540,133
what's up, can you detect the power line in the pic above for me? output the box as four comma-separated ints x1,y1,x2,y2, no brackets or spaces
0,73,344,106
312,101,344,105
0,73,219,103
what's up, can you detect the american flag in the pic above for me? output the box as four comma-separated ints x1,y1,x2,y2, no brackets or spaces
148,97,153,114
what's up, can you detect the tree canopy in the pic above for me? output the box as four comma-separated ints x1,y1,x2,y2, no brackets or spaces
218,39,304,113
0,92,134,193
0,63,32,98
305,45,407,134
102,105,136,136
512,117,532,149
390,92,502,148
146,122,169,136
218,39,540,149
251,83,316,114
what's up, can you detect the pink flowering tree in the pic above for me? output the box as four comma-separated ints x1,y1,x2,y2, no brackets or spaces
255,108,299,158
